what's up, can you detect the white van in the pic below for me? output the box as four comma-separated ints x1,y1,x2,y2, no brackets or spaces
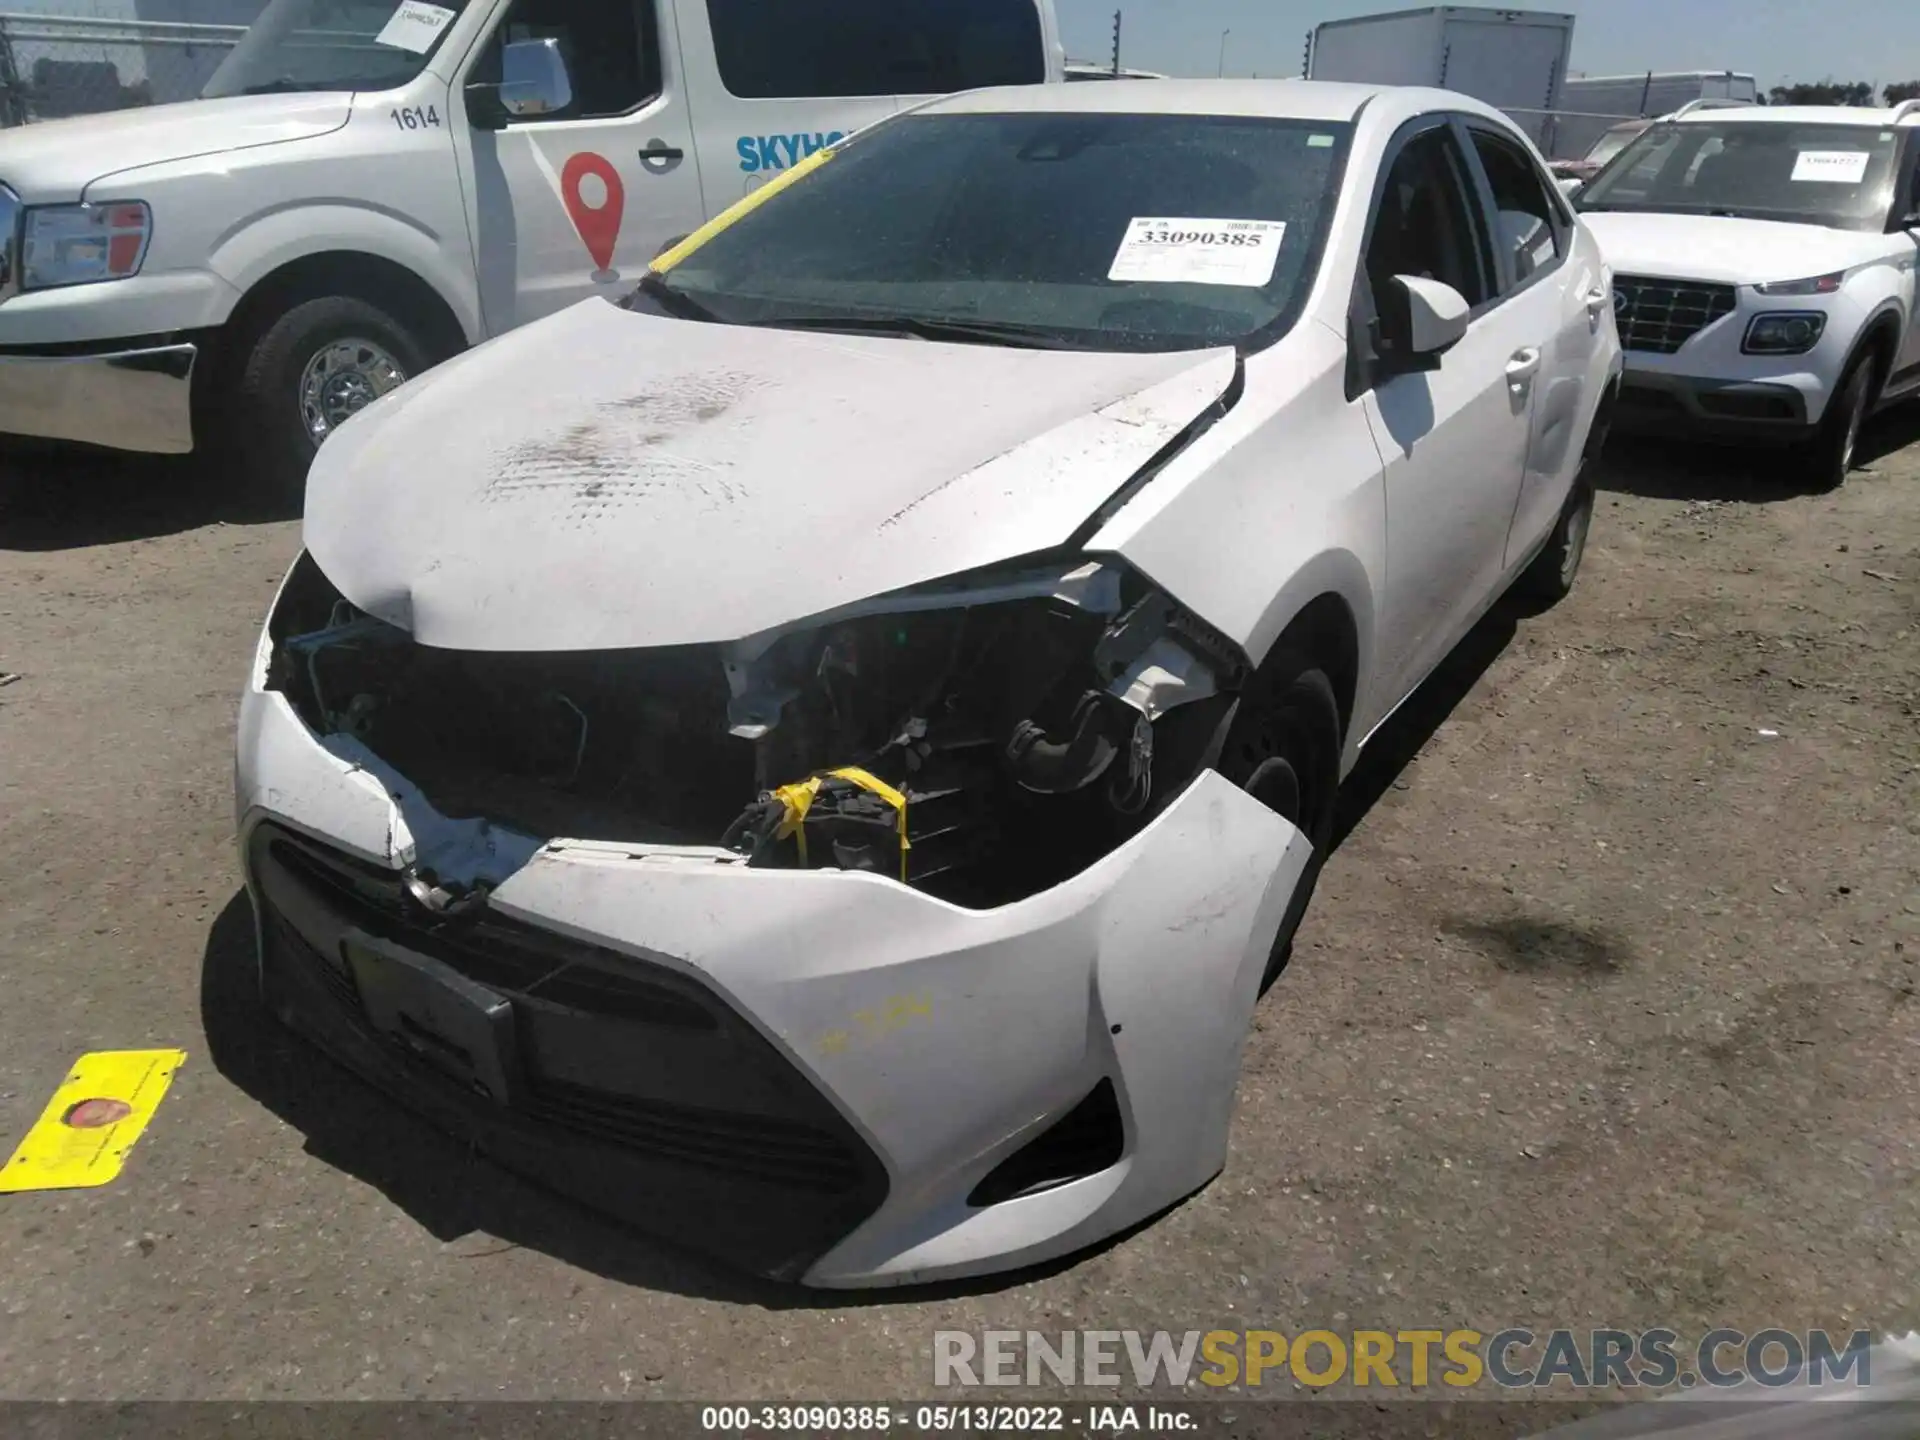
0,0,1063,492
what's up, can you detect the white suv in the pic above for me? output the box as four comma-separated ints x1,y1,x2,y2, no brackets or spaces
1575,100,1920,488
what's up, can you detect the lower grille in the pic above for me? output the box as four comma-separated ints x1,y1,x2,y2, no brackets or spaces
1613,275,1737,355
251,823,885,1206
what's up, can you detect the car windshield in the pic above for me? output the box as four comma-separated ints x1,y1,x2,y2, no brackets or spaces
640,111,1353,354
203,0,468,98
1576,119,1901,231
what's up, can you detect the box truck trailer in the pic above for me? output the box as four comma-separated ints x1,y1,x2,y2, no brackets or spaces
1305,5,1576,150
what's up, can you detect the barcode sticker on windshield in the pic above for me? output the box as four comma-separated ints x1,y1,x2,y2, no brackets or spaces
1108,217,1287,287
374,0,455,53
1791,150,1871,184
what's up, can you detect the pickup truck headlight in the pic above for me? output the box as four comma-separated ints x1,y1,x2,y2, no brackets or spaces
1753,272,1844,297
1743,311,1827,356
21,201,151,290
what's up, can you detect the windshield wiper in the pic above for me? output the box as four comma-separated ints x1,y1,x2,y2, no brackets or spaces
746,314,1081,350
629,270,721,323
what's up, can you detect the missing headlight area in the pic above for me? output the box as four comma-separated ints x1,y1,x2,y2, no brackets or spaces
267,553,1245,908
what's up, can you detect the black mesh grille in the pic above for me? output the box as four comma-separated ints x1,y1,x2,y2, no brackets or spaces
267,837,715,1030
1613,275,1737,355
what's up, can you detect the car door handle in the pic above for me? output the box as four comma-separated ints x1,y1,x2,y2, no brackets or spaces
1507,349,1543,385
638,143,684,162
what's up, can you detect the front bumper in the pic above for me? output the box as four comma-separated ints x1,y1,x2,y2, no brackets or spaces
235,683,1308,1287
1613,371,1813,441
0,337,197,452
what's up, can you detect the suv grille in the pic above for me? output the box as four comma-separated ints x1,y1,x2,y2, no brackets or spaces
1612,275,1737,355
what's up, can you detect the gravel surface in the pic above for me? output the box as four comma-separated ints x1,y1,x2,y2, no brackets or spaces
0,419,1916,1403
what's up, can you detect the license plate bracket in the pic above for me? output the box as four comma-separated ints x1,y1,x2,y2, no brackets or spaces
343,931,520,1105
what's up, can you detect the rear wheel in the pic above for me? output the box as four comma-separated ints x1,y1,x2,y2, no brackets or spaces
1800,354,1875,493
223,294,431,507
1217,661,1345,992
1516,479,1595,606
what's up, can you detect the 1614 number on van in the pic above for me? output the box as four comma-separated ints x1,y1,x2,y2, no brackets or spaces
390,105,442,131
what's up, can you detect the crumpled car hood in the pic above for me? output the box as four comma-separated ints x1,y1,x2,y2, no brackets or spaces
304,301,1237,652
1581,210,1896,286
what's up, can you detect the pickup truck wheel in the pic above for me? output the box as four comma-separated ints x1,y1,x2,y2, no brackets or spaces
229,295,429,504
1800,355,1875,493
1516,479,1594,605
1218,662,1344,993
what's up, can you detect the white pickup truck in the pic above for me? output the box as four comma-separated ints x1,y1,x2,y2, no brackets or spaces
0,0,1063,495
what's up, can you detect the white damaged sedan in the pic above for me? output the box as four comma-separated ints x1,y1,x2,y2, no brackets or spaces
235,80,1622,1286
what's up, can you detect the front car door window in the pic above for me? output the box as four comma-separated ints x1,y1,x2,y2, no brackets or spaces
1363,125,1494,320
474,0,661,120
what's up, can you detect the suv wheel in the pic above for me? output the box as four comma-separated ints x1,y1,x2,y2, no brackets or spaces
1801,355,1876,493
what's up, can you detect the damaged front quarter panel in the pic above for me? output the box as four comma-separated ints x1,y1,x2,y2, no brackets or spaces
259,550,1251,912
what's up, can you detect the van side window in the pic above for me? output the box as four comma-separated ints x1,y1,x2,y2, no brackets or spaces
477,0,663,120
705,0,1044,100
1364,126,1495,313
1467,127,1563,290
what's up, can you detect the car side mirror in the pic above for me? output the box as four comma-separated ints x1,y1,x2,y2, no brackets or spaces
1557,176,1585,199
1374,274,1470,375
465,39,571,130
500,37,572,117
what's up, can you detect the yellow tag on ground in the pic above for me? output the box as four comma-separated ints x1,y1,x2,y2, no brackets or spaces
0,1049,186,1193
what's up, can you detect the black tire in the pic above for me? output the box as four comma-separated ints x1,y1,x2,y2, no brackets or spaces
224,294,432,507
1800,354,1876,493
1216,660,1345,992
1516,478,1595,605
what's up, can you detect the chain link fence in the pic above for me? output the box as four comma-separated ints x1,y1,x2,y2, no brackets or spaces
0,11,249,126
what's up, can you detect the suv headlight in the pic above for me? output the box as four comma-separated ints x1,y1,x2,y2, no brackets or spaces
1743,311,1827,356
21,201,151,290
1753,271,1844,297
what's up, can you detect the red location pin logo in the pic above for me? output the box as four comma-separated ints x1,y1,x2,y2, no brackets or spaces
560,151,625,276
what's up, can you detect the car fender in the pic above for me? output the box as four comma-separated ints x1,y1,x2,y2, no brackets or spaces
205,203,483,346
1090,325,1387,761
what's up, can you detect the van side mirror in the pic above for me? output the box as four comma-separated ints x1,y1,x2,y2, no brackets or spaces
1373,274,1470,375
500,37,572,118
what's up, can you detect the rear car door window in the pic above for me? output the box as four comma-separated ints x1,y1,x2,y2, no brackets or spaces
704,0,1043,99
1468,126,1564,292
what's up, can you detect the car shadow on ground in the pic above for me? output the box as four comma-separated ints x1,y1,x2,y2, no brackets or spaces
1330,596,1522,851
1593,403,1918,503
199,890,1188,1309
0,444,298,550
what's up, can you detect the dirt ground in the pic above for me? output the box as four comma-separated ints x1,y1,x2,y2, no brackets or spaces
0,414,1916,1408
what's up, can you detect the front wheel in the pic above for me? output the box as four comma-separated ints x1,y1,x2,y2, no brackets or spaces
1217,661,1345,992
1800,355,1875,493
225,295,431,506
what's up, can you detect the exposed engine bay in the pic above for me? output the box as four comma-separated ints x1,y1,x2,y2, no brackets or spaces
267,554,1246,909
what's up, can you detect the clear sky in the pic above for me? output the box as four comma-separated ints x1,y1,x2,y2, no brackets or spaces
1058,0,1920,92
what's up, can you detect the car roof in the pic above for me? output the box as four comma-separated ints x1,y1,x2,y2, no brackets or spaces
920,77,1505,128
1676,105,1920,128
